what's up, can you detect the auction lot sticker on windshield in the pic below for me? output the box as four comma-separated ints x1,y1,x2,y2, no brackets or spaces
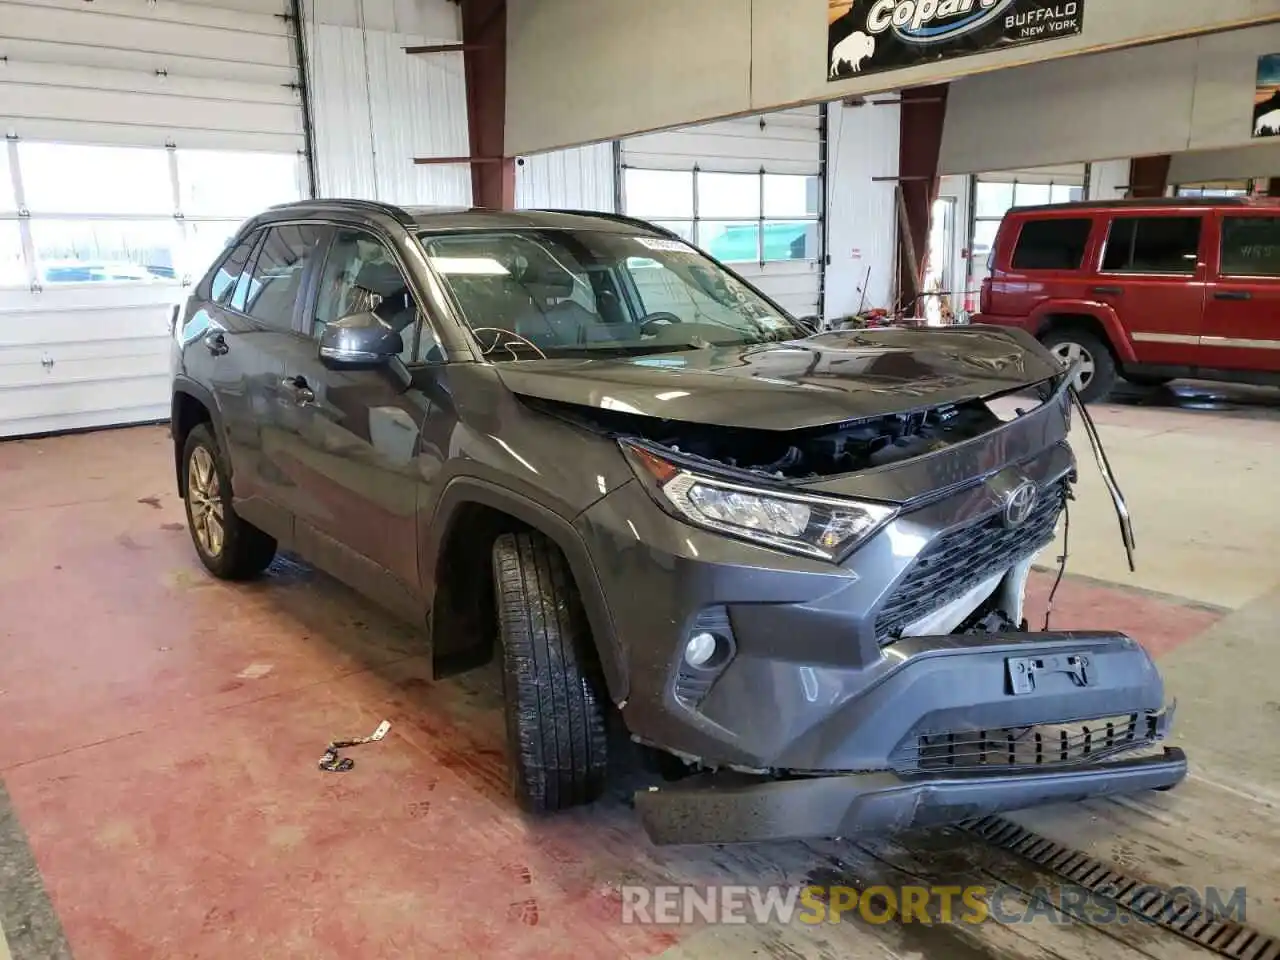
828,1,1084,81
635,237,694,254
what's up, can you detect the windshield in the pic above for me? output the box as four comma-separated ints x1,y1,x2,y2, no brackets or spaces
416,228,808,361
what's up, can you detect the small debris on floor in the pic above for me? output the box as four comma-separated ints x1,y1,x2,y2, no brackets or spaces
319,720,391,773
137,496,162,509
236,663,274,680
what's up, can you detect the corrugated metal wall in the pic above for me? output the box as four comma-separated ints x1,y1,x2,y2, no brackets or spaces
515,143,616,211
303,0,471,204
825,101,899,319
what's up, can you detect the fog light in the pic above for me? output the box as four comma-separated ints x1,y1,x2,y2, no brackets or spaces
685,632,719,668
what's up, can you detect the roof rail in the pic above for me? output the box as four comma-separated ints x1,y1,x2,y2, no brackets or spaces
539,209,682,240
268,198,417,224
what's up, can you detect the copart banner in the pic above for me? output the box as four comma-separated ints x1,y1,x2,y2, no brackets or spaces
828,0,1084,81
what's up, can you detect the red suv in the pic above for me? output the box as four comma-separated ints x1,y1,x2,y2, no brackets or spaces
973,197,1280,401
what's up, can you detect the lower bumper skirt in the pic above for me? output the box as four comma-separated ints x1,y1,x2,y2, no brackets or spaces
635,747,1188,846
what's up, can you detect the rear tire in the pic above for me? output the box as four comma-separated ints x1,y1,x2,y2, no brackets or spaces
492,531,608,813
1041,328,1117,403
182,424,277,580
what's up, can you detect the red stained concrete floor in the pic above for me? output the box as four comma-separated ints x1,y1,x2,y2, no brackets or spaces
0,426,1227,959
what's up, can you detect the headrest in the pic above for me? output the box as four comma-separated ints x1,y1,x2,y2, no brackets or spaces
355,260,407,298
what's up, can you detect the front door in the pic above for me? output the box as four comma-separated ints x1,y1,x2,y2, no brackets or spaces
1200,211,1280,373
1094,213,1208,366
267,226,449,614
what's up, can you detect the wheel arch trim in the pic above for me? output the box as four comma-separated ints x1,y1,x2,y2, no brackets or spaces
171,377,229,495
1030,302,1136,363
423,476,628,702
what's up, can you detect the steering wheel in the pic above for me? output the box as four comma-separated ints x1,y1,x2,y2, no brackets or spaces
638,311,684,336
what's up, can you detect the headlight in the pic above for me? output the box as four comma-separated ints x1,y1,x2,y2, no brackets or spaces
623,443,897,561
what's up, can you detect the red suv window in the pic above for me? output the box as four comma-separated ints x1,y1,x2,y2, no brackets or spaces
1101,217,1201,274
1220,216,1280,277
1010,218,1093,271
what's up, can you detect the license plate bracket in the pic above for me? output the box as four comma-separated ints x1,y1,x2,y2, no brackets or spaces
1007,652,1092,695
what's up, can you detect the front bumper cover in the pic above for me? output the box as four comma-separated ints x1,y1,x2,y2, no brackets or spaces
637,741,1187,846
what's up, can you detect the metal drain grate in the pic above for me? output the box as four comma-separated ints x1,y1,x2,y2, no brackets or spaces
961,816,1279,960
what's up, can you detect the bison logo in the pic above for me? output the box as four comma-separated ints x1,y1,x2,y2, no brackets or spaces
829,30,876,79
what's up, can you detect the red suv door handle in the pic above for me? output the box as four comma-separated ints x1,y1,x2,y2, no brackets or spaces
1214,290,1252,302
1091,286,1124,296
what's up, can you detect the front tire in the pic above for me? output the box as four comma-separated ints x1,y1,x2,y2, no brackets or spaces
492,531,608,813
1041,328,1117,403
182,424,277,580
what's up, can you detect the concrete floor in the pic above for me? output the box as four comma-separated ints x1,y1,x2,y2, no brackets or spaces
1,381,1278,959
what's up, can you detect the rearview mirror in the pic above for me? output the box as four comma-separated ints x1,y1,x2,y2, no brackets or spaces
318,311,404,369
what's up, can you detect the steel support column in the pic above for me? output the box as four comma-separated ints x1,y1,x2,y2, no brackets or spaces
1268,177,1280,197
1128,155,1172,198
461,0,514,209
897,84,949,310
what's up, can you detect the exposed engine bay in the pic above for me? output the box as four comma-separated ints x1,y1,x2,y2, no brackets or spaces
524,394,1013,480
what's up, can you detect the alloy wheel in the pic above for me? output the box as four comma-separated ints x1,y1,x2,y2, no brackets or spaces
1049,341,1095,392
187,446,225,558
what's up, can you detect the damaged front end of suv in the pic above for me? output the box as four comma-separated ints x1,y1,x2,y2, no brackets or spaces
508,327,1185,846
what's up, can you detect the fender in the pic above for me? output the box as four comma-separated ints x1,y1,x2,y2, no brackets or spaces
422,475,627,702
170,376,231,493
1029,299,1137,364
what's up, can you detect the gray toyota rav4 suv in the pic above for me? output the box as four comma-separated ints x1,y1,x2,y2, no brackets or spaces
169,199,1186,845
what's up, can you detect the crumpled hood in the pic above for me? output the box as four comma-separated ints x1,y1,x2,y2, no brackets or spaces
494,326,1062,430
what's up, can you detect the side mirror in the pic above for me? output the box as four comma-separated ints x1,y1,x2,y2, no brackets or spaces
318,311,403,369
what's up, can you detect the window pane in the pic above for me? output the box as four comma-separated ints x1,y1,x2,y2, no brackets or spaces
184,220,241,287
652,221,694,242
1013,183,1052,207
1011,218,1093,271
699,221,760,262
1,222,25,286
178,150,300,218
32,220,179,284
209,230,260,304
19,143,172,215
624,169,693,218
697,172,760,218
972,220,1001,259
1103,217,1202,274
1049,184,1080,204
1221,217,1280,277
975,181,1014,218
0,149,14,210
763,175,819,217
242,224,327,329
762,220,820,261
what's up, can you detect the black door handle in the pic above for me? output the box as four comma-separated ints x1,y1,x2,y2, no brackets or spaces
204,331,229,356
281,376,315,405
1091,286,1124,296
1214,290,1252,301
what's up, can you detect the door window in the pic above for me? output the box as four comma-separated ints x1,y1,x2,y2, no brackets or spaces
1220,217,1280,277
210,230,262,305
241,224,327,330
313,230,442,364
1102,217,1202,275
1011,218,1093,271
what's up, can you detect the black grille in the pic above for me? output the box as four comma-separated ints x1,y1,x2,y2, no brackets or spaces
874,481,1065,645
890,713,1161,774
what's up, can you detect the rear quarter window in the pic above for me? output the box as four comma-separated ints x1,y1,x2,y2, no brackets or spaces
1010,218,1093,271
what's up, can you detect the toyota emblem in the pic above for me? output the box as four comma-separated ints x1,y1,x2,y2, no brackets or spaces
1003,481,1038,528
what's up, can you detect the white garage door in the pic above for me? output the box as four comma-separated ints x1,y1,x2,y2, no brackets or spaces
0,0,306,438
620,108,824,319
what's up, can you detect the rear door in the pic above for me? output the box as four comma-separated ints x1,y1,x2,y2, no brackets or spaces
1094,213,1208,365
222,222,330,537
1200,211,1280,372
